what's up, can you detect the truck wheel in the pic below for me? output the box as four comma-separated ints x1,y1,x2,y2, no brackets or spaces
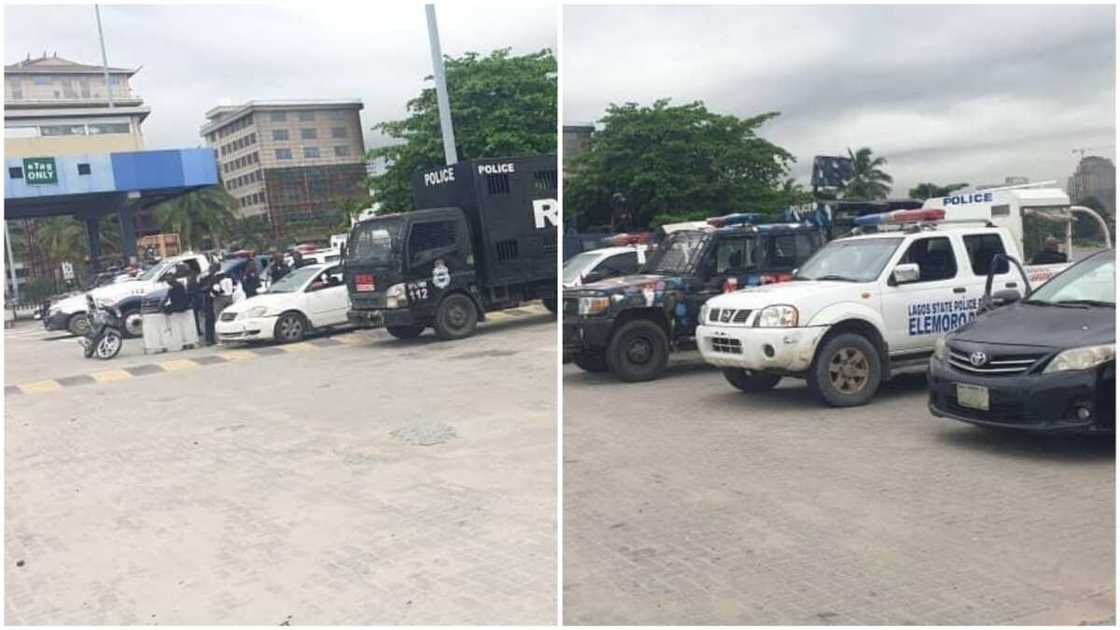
722,368,782,393
542,297,558,314
573,351,609,373
807,333,882,407
386,325,425,340
607,319,669,382
67,313,90,337
433,294,478,340
121,309,143,338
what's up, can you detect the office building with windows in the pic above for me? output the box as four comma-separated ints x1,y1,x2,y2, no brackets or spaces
200,99,367,240
4,53,148,157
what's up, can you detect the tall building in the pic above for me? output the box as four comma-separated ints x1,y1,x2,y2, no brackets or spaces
4,53,148,157
200,99,367,241
1067,156,1116,212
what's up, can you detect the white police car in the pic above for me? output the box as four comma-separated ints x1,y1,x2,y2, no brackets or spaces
697,210,1031,406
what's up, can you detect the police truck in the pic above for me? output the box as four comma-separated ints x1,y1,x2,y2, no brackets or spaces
344,155,558,340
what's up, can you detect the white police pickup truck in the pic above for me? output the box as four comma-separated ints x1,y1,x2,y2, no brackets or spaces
696,213,1032,406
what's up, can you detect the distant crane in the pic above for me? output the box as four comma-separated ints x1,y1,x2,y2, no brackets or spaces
1072,147,1096,160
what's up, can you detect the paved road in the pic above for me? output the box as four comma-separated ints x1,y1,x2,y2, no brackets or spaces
5,310,557,625
564,353,1114,625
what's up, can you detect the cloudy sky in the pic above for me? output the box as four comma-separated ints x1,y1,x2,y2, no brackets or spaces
564,5,1115,194
5,2,556,150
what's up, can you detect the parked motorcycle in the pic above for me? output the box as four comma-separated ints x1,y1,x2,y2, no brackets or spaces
78,295,124,360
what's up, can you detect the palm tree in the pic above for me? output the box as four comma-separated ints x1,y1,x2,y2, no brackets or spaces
37,217,85,268
908,182,969,201
154,186,237,250
841,147,893,200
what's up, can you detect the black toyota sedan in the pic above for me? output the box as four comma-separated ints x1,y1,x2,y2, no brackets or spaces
929,249,1115,433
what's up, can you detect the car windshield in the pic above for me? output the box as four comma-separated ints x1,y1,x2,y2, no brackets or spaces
563,251,606,284
1027,252,1115,306
136,260,173,281
266,266,321,293
795,237,902,282
646,231,707,274
347,217,401,265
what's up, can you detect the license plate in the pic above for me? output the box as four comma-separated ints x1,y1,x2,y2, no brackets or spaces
956,383,990,411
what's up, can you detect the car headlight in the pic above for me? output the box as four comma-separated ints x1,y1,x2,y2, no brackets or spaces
239,305,271,319
933,336,946,360
699,303,711,323
578,296,610,316
1043,344,1115,373
754,304,798,328
386,283,406,309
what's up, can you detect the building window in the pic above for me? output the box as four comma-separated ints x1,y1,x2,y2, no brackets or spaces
300,128,317,140
304,147,320,159
77,163,91,175
330,110,346,121
270,111,286,122
33,76,49,86
334,145,350,157
8,167,23,179
298,111,315,122
331,126,347,139
273,129,289,141
89,122,130,135
40,124,87,136
276,148,292,160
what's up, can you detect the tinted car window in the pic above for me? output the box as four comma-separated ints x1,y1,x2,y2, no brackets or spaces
599,253,638,275
962,233,1009,275
898,237,957,282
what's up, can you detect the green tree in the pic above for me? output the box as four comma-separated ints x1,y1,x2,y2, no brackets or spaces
37,217,85,267
1073,195,1115,242
154,186,238,250
565,99,798,230
841,147,893,200
226,215,273,251
369,48,557,213
908,182,969,201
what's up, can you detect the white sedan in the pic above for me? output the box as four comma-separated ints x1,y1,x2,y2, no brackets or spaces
216,263,349,344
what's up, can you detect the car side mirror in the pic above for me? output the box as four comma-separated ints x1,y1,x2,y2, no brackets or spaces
891,263,920,285
991,289,1021,306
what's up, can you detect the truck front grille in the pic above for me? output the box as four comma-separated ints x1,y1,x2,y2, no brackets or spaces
708,308,751,324
709,337,743,354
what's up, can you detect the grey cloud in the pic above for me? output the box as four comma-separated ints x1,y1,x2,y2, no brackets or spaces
563,5,1115,194
6,4,556,152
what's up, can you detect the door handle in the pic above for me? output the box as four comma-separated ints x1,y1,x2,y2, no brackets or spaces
952,287,966,293
1005,282,1018,288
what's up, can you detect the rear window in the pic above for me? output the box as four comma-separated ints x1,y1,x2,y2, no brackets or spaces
962,233,1009,275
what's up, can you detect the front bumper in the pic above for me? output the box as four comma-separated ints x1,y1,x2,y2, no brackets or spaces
347,308,391,329
562,317,615,359
43,310,73,331
928,356,1114,433
216,315,276,343
696,324,827,373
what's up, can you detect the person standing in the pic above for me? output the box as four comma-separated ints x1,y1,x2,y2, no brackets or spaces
269,250,290,284
1029,235,1069,265
242,259,261,298
159,271,197,351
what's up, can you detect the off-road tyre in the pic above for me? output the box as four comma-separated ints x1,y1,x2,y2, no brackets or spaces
386,325,425,340
606,319,670,382
67,313,91,337
433,293,479,340
573,351,609,373
542,297,558,314
121,308,143,338
722,368,782,393
807,332,882,407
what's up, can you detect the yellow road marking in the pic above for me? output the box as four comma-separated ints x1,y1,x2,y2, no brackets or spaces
90,369,132,383
335,334,367,345
19,380,62,394
160,359,199,372
218,349,257,362
279,341,316,353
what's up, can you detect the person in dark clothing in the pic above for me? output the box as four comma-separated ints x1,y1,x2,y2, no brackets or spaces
269,250,290,284
242,260,261,297
1030,236,1069,265
161,273,191,314
184,266,205,336
199,261,220,345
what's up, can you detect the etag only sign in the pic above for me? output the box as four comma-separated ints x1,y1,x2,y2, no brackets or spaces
23,157,58,185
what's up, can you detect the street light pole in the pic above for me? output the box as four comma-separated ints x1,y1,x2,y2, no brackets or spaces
95,4,114,109
425,4,457,165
